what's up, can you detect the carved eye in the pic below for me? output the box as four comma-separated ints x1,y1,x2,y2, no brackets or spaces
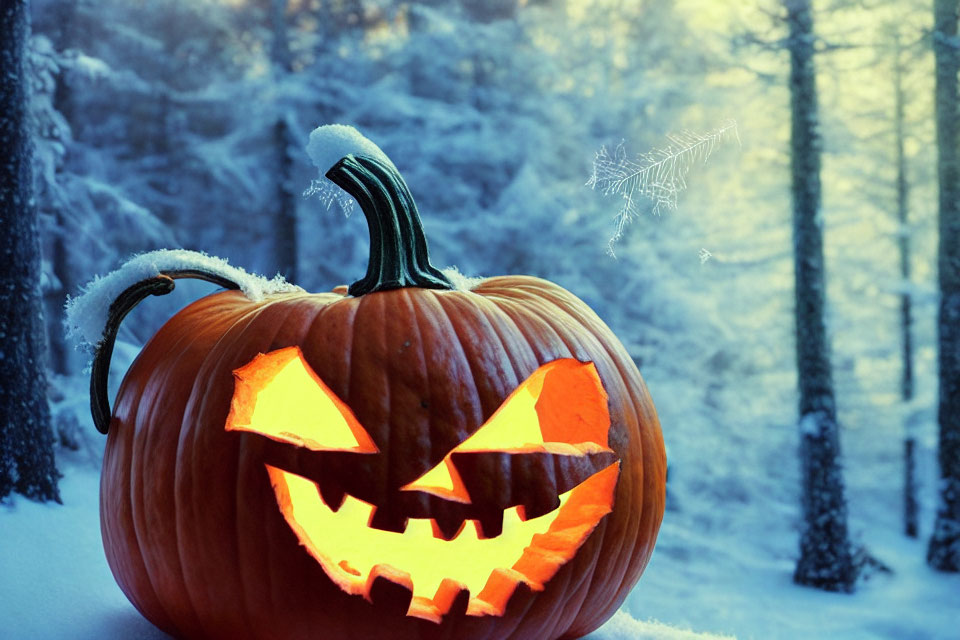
402,359,611,502
225,346,378,454
223,348,619,622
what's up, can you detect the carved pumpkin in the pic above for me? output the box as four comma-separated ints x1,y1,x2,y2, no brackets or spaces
91,153,666,640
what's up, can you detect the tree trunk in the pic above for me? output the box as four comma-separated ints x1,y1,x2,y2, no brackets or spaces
785,0,856,592
274,118,298,282
929,0,960,572
271,0,297,282
270,0,292,74
892,32,919,539
44,213,71,375
51,0,79,123
0,0,61,503
47,0,80,376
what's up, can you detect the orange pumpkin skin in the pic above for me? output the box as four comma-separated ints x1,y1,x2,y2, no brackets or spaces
101,276,665,640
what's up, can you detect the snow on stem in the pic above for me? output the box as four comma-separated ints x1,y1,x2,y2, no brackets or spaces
65,249,300,351
66,249,302,434
303,123,397,216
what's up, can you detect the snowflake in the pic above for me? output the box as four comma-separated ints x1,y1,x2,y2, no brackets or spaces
588,120,739,255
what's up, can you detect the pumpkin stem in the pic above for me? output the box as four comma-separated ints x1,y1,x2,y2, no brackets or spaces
90,269,241,435
325,154,453,296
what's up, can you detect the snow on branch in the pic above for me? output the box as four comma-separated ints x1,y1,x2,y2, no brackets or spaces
587,120,740,255
303,123,396,216
65,249,302,351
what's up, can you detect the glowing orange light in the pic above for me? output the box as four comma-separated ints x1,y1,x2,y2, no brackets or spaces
227,349,618,622
267,464,617,621
225,346,377,453
402,359,610,501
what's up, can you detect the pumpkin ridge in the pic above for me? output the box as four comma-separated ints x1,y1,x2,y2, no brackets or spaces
468,294,539,389
175,297,283,638
244,297,333,633
346,289,393,503
491,286,631,627
431,291,514,425
177,309,239,637
397,288,438,493
141,299,250,636
105,403,176,633
419,290,486,454
108,346,179,634
130,319,213,637
513,286,656,630
110,294,252,637
306,290,359,403
377,291,400,503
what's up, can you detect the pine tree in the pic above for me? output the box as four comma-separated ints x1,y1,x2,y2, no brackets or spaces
785,0,857,592
928,0,960,572
890,31,919,539
270,0,297,282
0,0,61,503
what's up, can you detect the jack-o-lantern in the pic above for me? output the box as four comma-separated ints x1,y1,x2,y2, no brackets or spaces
89,151,665,640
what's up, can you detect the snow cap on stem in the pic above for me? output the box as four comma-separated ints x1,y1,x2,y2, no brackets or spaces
304,123,482,292
304,125,400,216
305,124,397,175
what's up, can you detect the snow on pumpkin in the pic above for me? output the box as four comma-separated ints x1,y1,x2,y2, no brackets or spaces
66,125,665,639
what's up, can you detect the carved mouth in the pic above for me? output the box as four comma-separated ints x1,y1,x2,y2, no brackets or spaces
266,462,619,623
226,347,621,621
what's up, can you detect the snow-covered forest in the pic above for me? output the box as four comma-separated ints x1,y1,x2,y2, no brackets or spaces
2,0,959,638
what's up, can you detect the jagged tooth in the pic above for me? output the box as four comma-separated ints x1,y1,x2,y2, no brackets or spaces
369,507,409,533
457,519,479,541
473,568,535,617
404,517,434,538
338,494,375,530
433,579,470,618
318,482,346,512
476,510,503,539
522,493,561,521
366,565,413,615
431,513,467,541
466,598,499,617
504,504,526,527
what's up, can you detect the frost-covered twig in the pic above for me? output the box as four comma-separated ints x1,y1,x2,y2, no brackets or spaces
588,120,739,255
65,249,301,351
303,177,357,216
303,123,397,216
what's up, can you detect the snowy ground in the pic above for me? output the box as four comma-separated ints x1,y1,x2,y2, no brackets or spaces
2,433,957,639
3,290,959,639
0,452,725,640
